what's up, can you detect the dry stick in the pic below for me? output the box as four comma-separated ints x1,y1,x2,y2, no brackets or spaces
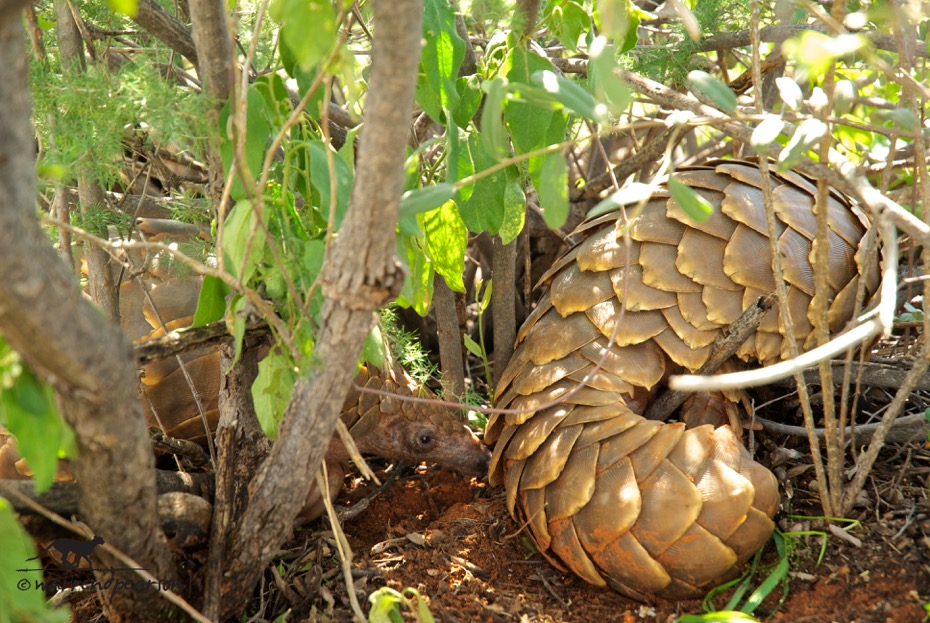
757,413,929,444
434,273,467,398
840,346,930,514
644,294,775,422
317,466,366,622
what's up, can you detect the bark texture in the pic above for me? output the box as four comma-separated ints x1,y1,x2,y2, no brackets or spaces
0,15,177,622
215,0,424,616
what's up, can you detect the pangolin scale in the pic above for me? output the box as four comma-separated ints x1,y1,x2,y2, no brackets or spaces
485,160,878,600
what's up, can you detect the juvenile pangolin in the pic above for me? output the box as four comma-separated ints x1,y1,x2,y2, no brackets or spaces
485,160,878,600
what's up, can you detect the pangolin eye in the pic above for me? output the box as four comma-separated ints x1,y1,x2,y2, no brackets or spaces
417,432,433,446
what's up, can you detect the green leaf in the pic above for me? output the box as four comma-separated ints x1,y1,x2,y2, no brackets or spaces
503,46,557,153
0,500,71,623
192,276,231,327
750,116,786,151
305,140,353,230
686,70,738,114
872,108,920,133
669,176,713,223
106,0,138,17
533,152,569,229
463,334,484,358
400,183,456,221
271,0,337,72
782,31,868,80
775,77,803,111
279,44,326,112
458,134,525,237
589,37,631,114
419,200,467,292
778,118,827,170
530,70,602,121
222,200,266,283
480,77,511,160
419,0,466,116
595,0,649,53
252,350,297,440
218,87,273,200
361,325,387,367
451,75,483,127
546,0,589,51
0,341,71,493
396,235,435,315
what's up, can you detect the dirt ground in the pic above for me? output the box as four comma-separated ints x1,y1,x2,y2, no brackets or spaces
276,435,930,623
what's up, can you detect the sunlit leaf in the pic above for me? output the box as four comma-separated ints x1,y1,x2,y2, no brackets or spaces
480,77,510,160
778,118,828,169
669,177,713,223
686,70,738,114
192,275,231,327
222,200,265,283
775,77,803,111
107,0,138,17
252,350,296,440
419,200,467,293
531,70,602,121
271,0,337,72
751,116,786,151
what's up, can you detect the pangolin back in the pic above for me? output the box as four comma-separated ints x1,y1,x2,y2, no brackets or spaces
485,160,878,599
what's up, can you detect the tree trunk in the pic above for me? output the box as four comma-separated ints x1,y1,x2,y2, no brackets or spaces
215,0,424,616
0,15,177,622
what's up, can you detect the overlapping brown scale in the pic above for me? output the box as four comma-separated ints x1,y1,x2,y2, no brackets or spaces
676,228,740,291
487,160,877,600
546,443,599,520
677,292,720,331
577,339,666,390
585,300,668,346
550,263,616,316
609,265,678,311
639,242,703,293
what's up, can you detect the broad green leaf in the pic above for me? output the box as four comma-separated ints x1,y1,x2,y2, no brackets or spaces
458,134,525,237
361,324,387,367
0,500,71,623
778,118,828,169
222,200,266,283
782,31,868,80
399,184,455,237
252,350,297,439
0,340,72,493
775,77,803,111
833,79,857,116
750,116,786,151
419,0,466,115
589,37,631,114
451,75,483,128
419,200,467,292
218,87,273,200
480,77,510,160
530,70,602,121
0,370,66,492
271,0,336,72
463,334,484,358
533,152,569,228
503,46,557,153
669,177,713,222
192,275,231,327
595,0,650,53
306,140,353,230
279,43,326,112
400,183,456,219
106,0,138,17
229,294,248,364
546,0,589,51
396,235,435,315
872,108,920,133
686,70,738,114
